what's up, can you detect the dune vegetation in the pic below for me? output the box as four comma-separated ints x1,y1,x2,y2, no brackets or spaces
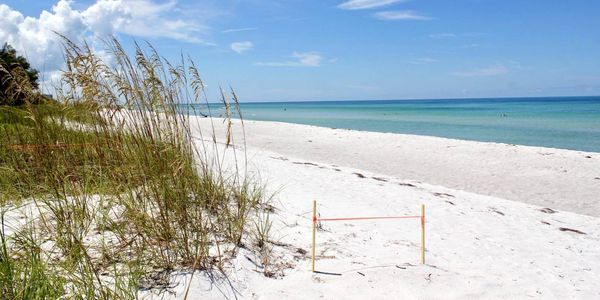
0,38,270,299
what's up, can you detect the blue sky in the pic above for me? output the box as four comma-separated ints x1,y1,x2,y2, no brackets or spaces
1,0,599,102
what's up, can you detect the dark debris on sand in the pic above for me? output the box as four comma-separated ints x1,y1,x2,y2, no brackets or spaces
559,227,586,235
539,208,557,214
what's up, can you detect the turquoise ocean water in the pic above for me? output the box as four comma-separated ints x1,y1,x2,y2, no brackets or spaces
187,96,600,153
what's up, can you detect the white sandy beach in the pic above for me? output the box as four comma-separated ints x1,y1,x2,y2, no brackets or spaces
151,117,600,299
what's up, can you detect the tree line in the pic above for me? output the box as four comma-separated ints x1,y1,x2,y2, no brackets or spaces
0,43,47,106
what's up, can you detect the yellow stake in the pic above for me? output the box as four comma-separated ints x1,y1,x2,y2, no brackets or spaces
312,200,317,272
421,204,425,264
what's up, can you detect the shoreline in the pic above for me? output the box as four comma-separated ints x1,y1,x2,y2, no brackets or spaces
239,117,600,154
190,117,600,217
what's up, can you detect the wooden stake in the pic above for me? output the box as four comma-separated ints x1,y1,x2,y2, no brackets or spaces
312,200,317,272
421,204,425,264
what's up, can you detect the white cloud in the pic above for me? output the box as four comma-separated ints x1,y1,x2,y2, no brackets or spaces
230,41,253,54
81,0,208,44
293,52,322,67
0,1,86,71
373,10,431,20
256,51,323,67
222,27,257,33
0,0,214,92
0,1,209,80
451,64,509,77
337,0,406,10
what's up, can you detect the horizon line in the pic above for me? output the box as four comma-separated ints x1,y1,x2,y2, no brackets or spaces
181,95,600,105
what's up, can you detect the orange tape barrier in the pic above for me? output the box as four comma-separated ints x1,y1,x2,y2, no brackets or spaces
315,215,421,222
311,200,426,272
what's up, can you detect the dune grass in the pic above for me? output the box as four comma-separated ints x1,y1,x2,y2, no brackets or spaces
0,38,270,299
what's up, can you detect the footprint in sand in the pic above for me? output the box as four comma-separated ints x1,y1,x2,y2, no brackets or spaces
312,276,325,283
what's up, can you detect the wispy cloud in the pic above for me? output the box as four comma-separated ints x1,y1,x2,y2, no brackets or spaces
256,51,323,67
222,27,258,33
410,57,438,64
373,10,431,21
429,32,488,39
230,41,253,54
451,64,508,77
429,33,457,39
337,0,407,10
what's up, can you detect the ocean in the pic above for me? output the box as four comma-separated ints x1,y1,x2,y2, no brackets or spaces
186,96,600,153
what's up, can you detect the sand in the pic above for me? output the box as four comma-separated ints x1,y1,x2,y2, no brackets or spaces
194,118,600,218
153,117,600,299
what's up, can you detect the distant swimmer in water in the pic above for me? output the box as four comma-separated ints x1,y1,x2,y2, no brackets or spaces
283,108,287,111
501,113,508,117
